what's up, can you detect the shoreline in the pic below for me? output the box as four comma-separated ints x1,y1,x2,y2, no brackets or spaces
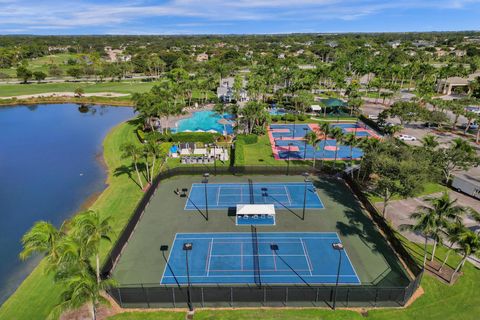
0,96,134,107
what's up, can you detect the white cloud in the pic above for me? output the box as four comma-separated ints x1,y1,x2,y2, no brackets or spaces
0,0,479,33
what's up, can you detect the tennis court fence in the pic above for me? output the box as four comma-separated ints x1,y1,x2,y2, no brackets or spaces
101,165,424,308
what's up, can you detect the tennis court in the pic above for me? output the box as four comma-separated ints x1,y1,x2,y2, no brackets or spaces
185,182,324,210
161,232,360,285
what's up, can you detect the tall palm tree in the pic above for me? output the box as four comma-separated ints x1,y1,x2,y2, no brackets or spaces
318,122,331,167
400,209,436,268
49,267,116,320
329,127,344,169
19,221,64,267
420,134,439,150
451,229,480,281
426,192,466,261
71,210,114,284
120,142,144,189
343,132,359,177
439,220,465,272
305,130,320,168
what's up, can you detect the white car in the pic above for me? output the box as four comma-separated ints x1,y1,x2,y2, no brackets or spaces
398,134,417,141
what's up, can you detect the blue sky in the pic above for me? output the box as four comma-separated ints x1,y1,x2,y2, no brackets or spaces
0,0,480,35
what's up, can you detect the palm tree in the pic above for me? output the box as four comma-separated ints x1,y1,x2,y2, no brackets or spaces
343,132,359,177
49,267,116,320
318,122,331,167
439,220,465,272
19,221,64,267
71,210,113,284
120,142,144,189
400,210,436,268
305,130,320,168
420,134,439,150
329,127,344,169
451,229,480,281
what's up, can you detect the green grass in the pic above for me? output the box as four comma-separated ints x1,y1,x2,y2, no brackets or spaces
0,53,79,77
368,182,448,203
0,119,145,320
0,81,159,97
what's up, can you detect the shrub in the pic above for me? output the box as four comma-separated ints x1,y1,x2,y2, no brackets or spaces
170,132,220,143
136,129,146,142
297,114,307,121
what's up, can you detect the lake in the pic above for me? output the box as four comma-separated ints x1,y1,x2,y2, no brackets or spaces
0,103,133,304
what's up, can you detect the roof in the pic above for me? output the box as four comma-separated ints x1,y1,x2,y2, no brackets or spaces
236,204,275,216
320,98,347,108
310,105,322,111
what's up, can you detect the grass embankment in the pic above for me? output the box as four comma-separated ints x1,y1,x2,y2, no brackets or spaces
368,182,448,203
0,53,80,77
0,120,145,320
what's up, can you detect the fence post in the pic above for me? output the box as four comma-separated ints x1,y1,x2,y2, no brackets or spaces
285,287,288,306
230,287,234,307
264,287,267,306
172,287,176,308
374,287,379,307
201,287,205,307
142,284,150,308
346,288,350,307
116,287,123,307
315,288,319,303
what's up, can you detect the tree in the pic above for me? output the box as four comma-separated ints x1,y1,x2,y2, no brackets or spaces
318,122,331,167
33,71,47,83
120,142,145,189
49,266,115,320
417,193,466,262
71,210,113,284
19,221,64,267
447,101,465,130
439,220,465,272
420,134,439,150
67,67,84,79
385,101,426,125
451,229,480,281
49,64,63,77
435,138,479,183
463,111,477,133
343,132,360,177
16,65,32,83
329,127,344,168
305,130,320,168
74,87,85,98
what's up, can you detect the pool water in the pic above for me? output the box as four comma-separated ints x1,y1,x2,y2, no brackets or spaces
174,111,233,134
269,107,286,116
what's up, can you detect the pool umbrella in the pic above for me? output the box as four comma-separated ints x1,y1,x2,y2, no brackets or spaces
218,118,231,136
184,129,192,132
207,129,218,133
196,129,205,133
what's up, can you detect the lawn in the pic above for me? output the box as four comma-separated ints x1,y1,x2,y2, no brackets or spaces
0,53,79,77
0,119,145,320
0,81,159,97
368,182,448,204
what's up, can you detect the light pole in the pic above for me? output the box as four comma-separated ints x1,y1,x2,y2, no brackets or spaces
332,242,344,310
202,173,209,221
183,242,194,313
302,172,310,220
211,143,217,176
287,142,293,176
303,127,309,160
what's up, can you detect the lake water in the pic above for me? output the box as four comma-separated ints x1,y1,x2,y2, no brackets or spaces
0,104,133,305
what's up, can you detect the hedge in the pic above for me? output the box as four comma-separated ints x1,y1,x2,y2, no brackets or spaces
237,134,258,145
234,139,245,165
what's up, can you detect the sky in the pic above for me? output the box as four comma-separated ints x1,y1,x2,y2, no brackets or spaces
0,0,480,35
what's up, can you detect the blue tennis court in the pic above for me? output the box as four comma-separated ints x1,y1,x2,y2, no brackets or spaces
185,182,324,210
275,139,363,160
161,232,360,285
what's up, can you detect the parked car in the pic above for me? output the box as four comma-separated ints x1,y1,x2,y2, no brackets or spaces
461,122,479,131
397,134,417,141
465,106,480,114
367,114,379,120
423,122,439,128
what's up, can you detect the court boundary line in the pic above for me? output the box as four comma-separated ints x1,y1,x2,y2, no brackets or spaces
159,233,178,285
206,238,213,276
185,182,325,210
300,238,313,276
334,232,361,285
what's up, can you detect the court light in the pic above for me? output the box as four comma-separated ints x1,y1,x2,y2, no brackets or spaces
183,242,193,251
160,245,169,252
270,244,279,251
332,242,344,310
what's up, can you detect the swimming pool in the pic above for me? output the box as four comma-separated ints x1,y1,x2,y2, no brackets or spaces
173,111,234,134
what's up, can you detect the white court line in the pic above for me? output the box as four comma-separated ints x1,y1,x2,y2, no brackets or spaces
163,274,359,278
300,238,313,276
216,186,221,206
160,233,178,284
178,237,339,241
284,186,292,205
210,254,306,257
206,238,213,276
334,232,361,284
240,241,244,271
208,268,310,272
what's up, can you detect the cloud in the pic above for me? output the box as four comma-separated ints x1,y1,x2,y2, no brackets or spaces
0,0,479,33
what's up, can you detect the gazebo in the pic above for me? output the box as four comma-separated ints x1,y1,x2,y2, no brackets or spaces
320,98,347,117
